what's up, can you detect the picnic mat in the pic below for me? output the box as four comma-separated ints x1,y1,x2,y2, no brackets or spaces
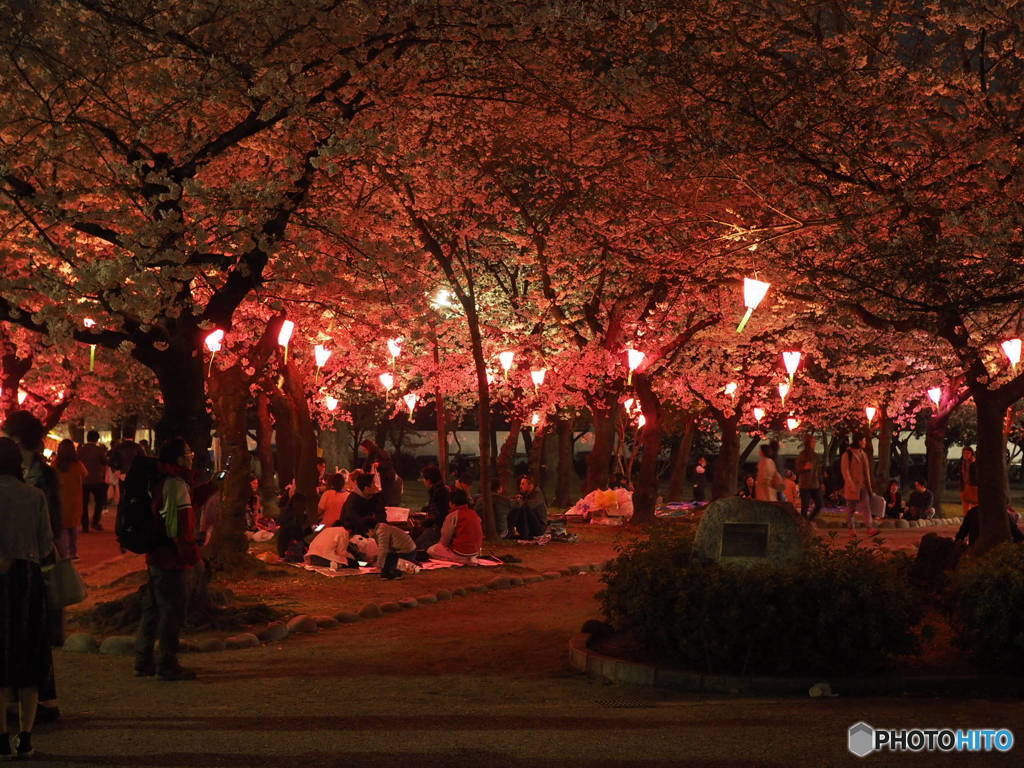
285,555,504,579
654,501,704,518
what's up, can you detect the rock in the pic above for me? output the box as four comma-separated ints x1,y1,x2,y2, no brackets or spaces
63,632,99,654
286,615,319,634
559,568,574,577
910,520,923,528
878,520,893,529
487,576,512,590
258,621,289,643
198,638,226,653
99,635,136,656
359,603,383,619
469,585,489,593
694,497,811,568
452,587,468,597
314,616,338,629
380,602,401,613
509,576,525,587
398,598,418,609
896,519,911,529
224,633,260,650
542,571,562,580
568,564,587,574
335,611,362,623
435,590,453,601
416,594,438,604
524,575,544,584
809,682,834,697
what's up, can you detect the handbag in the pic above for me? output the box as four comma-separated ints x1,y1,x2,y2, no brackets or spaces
43,557,88,608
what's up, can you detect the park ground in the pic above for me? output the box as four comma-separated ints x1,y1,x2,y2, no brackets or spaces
26,508,1024,767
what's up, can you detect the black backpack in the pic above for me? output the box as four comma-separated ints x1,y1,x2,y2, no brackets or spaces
115,456,172,554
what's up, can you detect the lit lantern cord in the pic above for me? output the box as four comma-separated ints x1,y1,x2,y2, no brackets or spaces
84,318,97,371
278,320,295,365
736,277,771,333
1002,338,1022,370
626,349,645,385
782,351,801,384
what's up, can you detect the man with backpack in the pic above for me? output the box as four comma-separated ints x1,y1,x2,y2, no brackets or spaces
129,438,200,681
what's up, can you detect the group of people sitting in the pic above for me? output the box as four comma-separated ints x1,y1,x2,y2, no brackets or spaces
272,456,551,578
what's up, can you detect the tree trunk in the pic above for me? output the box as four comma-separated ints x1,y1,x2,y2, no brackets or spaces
140,328,213,474
430,330,448,479
666,414,696,501
712,413,740,499
205,365,252,571
463,305,495,540
554,412,573,507
496,414,523,496
632,373,663,523
925,414,950,517
971,390,1012,555
875,407,893,487
268,392,297,499
528,425,547,485
585,397,618,492
281,359,319,527
254,392,279,519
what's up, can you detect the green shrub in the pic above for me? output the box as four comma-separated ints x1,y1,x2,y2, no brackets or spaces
949,544,1024,672
599,530,921,676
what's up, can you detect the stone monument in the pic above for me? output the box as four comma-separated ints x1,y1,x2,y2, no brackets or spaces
693,496,811,567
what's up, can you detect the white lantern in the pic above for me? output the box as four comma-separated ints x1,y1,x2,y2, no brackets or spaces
865,406,877,424
387,337,402,359
277,320,294,364
626,348,645,384
403,392,419,416
724,381,738,397
753,407,765,423
498,350,515,376
379,372,394,392
782,351,801,382
786,417,800,431
1002,338,1022,369
737,277,771,332
778,381,790,405
531,368,547,390
927,387,942,407
325,396,339,412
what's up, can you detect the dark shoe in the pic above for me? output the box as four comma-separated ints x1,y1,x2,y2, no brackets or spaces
14,733,32,759
158,667,196,682
93,523,104,531
1,734,11,761
134,663,156,677
34,705,60,724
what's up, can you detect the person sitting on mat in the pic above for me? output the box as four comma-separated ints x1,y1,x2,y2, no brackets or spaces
427,489,482,565
372,510,418,579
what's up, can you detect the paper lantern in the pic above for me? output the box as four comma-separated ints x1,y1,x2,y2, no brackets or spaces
277,320,294,364
623,397,636,413
753,407,766,423
498,350,515,376
325,396,339,412
778,381,790,405
17,390,27,405
1002,338,1022,369
530,411,541,428
205,330,224,353
314,344,332,368
387,337,402,359
531,368,547,391
736,277,771,332
865,406,877,424
378,372,394,393
786,417,800,431
724,381,738,397
782,351,801,382
927,387,942,407
626,348,645,384
637,414,647,429
403,392,419,417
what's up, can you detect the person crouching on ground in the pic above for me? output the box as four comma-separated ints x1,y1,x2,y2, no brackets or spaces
427,489,482,564
134,438,200,682
508,475,548,540
373,510,418,579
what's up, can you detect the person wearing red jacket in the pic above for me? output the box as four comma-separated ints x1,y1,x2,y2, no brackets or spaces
427,489,483,564
133,438,200,682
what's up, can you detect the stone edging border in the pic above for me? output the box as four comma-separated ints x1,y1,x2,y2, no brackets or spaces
62,561,610,657
568,633,1024,697
814,516,963,530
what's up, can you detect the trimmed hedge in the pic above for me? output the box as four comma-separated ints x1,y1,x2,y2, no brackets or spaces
949,543,1024,672
599,526,921,676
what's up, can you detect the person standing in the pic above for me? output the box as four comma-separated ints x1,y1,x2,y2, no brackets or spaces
796,435,824,519
959,446,979,515
78,430,109,532
3,411,61,725
841,435,874,530
54,440,87,560
134,438,200,681
0,437,55,760
755,445,783,502
360,439,401,507
692,456,708,502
